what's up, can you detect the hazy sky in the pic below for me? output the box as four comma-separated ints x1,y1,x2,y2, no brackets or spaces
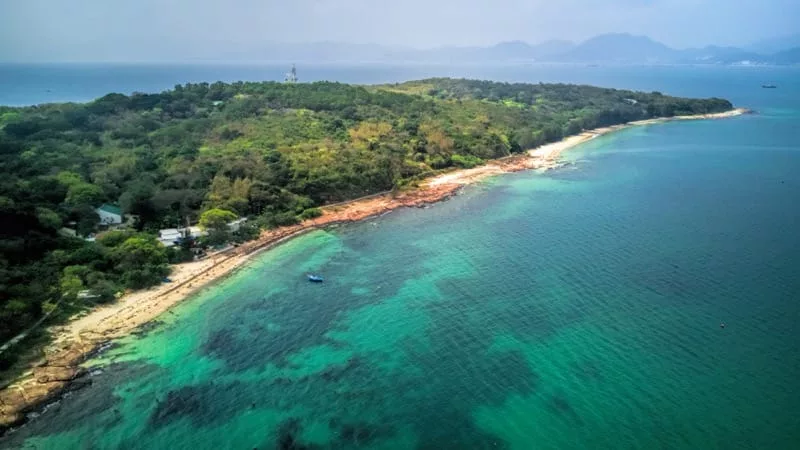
1,0,798,61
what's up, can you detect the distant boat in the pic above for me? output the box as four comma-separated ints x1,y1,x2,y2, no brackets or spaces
307,274,324,283
762,84,777,89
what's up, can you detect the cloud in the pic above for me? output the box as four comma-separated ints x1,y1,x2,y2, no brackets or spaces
1,0,798,61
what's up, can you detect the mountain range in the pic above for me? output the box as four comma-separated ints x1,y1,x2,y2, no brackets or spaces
215,33,800,66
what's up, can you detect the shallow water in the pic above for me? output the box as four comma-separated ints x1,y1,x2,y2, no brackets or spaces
3,68,800,449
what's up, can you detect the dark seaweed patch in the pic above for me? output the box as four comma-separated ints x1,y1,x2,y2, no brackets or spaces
385,271,548,449
275,418,319,450
317,357,361,382
401,318,534,448
414,413,510,450
329,419,394,446
548,394,572,413
131,319,166,337
148,380,251,429
202,328,237,356
201,277,408,372
547,393,583,425
489,350,540,393
198,228,428,374
148,386,205,427
201,328,262,371
571,360,603,382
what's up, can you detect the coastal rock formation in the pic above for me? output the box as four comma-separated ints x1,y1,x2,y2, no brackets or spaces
33,366,80,383
0,388,26,427
0,341,95,432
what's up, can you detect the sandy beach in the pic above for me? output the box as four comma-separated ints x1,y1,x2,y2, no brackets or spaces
0,107,748,430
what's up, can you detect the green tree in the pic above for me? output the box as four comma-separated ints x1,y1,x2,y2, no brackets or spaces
66,183,104,206
96,229,135,248
199,208,237,246
60,271,84,301
0,196,14,212
119,179,157,226
298,207,323,220
69,205,100,236
199,208,237,232
111,236,170,289
36,207,62,230
88,279,121,303
206,174,233,208
113,236,168,271
56,171,84,188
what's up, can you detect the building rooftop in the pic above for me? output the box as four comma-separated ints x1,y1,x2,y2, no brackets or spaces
159,228,183,239
97,204,123,216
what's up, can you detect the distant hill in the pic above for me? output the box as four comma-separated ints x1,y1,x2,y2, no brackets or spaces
553,33,675,63
676,46,765,65
769,47,800,65
168,35,799,66
412,34,791,66
488,40,575,60
388,40,575,63
747,33,800,54
550,34,782,65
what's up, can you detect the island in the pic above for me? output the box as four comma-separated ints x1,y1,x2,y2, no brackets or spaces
0,78,741,430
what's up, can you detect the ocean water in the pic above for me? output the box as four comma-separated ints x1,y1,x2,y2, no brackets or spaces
0,62,795,109
2,67,800,449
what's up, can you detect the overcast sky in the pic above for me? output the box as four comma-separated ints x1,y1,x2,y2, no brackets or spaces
1,0,798,61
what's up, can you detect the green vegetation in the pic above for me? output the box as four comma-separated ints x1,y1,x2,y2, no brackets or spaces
0,78,732,366
199,208,238,246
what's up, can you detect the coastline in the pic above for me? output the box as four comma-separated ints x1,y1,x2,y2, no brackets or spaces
0,107,748,432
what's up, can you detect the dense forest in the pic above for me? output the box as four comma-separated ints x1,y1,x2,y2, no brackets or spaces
0,78,732,365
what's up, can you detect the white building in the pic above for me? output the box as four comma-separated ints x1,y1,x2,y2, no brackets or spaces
59,227,78,238
158,226,207,247
228,218,248,232
96,204,123,226
186,226,205,238
158,228,183,247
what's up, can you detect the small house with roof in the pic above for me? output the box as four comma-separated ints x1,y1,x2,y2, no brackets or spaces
228,218,248,232
158,226,207,247
158,228,184,247
96,204,123,226
186,226,205,238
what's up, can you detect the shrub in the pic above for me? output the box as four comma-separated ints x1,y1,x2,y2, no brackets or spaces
450,154,483,169
299,208,323,220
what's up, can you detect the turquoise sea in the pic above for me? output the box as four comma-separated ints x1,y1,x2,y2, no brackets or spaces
2,66,799,449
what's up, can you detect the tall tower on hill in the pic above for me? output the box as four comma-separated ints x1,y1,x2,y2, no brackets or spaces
285,64,298,83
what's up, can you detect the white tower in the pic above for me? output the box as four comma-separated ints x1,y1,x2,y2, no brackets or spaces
285,64,298,83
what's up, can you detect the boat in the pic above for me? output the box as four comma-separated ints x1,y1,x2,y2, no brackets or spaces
762,84,777,89
307,274,324,283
